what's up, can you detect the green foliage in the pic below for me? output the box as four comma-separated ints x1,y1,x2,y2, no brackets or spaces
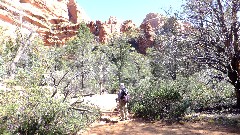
183,71,235,111
150,19,202,80
0,56,4,79
130,80,188,121
129,70,235,121
0,12,237,131
0,86,100,134
127,13,237,121
1,39,18,62
14,39,48,87
60,22,103,93
182,0,240,107
104,34,152,92
0,25,101,134
106,35,133,83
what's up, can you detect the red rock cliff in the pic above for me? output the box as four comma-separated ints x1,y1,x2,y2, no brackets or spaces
138,13,191,54
87,17,137,43
0,0,89,45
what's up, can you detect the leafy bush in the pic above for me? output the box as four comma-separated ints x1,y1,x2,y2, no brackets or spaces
0,25,103,134
130,80,189,121
129,71,235,121
0,85,100,134
183,71,235,111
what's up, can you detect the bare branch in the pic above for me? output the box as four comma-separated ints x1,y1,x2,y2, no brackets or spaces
82,93,95,97
56,71,69,87
69,107,93,112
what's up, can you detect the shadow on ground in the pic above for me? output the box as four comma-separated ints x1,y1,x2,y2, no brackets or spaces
81,94,240,135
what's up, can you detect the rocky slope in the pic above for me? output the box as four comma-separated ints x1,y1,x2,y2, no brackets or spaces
0,0,89,45
0,0,137,46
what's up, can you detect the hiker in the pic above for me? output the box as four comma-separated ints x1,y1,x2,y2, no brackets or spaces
100,88,107,95
117,83,129,121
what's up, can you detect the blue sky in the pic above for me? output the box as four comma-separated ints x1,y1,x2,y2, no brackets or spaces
76,0,185,26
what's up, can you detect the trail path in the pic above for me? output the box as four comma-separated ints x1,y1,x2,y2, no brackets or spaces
81,94,240,135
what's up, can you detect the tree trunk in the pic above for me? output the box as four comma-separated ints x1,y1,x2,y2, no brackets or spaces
227,54,240,108
81,72,84,89
81,60,84,89
10,33,33,78
235,88,240,108
229,73,240,108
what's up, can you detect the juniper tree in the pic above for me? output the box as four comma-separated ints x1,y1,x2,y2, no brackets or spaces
183,0,240,107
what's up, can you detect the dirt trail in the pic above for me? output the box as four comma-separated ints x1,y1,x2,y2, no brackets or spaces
81,94,240,135
81,113,240,135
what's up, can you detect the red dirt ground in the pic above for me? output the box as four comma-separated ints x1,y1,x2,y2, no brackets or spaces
81,94,240,135
82,115,240,135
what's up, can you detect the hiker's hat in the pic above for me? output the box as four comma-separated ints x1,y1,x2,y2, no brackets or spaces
120,83,124,86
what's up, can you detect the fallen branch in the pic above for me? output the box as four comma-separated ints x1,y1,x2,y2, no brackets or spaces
70,106,93,113
82,93,95,97
74,100,85,104
69,99,84,106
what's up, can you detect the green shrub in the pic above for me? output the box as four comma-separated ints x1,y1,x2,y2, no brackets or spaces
130,80,189,121
183,71,235,111
0,86,100,134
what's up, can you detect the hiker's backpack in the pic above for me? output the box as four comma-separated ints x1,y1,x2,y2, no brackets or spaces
120,88,129,102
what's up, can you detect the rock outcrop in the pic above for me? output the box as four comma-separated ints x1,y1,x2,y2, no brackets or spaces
138,22,156,54
120,20,136,33
0,0,89,45
137,13,191,54
87,16,124,43
142,13,166,31
136,13,164,54
86,14,158,54
0,0,137,46
87,17,138,43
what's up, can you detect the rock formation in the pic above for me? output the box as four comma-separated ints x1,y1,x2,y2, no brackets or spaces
87,16,123,43
137,12,191,54
86,14,158,54
0,0,137,46
138,22,156,54
136,13,164,54
0,0,89,45
120,20,136,33
142,13,166,31
87,17,137,43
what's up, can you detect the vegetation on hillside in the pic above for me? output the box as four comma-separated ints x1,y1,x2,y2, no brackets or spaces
0,0,240,134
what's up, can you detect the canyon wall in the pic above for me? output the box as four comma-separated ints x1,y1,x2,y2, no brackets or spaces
0,0,137,46
0,0,89,45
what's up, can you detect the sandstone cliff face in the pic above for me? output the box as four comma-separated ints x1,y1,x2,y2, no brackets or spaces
87,17,137,43
86,14,156,54
0,0,89,45
87,16,123,43
136,13,163,54
138,22,156,54
138,13,191,54
142,13,166,31
0,0,137,46
0,0,189,54
120,20,136,33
